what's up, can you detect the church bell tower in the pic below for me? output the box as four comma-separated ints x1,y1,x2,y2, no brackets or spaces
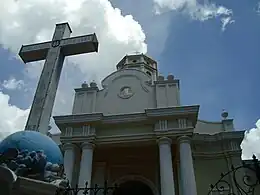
116,53,158,83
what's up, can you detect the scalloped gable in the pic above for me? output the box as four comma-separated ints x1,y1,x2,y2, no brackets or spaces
96,69,154,115
101,68,151,90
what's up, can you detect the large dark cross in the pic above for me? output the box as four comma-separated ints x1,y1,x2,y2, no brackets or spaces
19,22,98,134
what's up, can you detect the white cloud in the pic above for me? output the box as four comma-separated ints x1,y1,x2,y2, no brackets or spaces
257,2,260,14
153,0,234,31
0,0,147,139
241,119,260,160
1,77,25,90
221,17,234,32
0,91,30,140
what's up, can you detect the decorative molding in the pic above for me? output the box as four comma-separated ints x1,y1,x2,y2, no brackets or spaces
197,119,222,125
54,105,199,127
177,135,191,144
63,143,77,150
191,131,243,159
60,127,194,145
54,113,103,124
62,126,96,137
81,142,95,150
74,86,99,92
82,125,96,136
65,127,73,136
103,113,147,124
158,120,168,131
193,150,242,160
145,105,199,118
101,69,151,94
157,137,172,145
192,131,244,142
117,86,135,99
178,118,187,128
154,79,179,87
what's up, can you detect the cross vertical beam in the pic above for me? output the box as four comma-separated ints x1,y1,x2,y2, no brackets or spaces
19,22,98,134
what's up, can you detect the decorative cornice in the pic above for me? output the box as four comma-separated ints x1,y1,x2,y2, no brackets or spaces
81,142,95,150
54,113,103,124
145,105,199,117
63,143,77,150
74,86,99,92
54,105,200,127
193,150,242,160
157,137,172,145
60,128,194,145
192,131,244,142
177,135,192,144
102,113,147,124
197,119,222,124
191,131,243,157
154,79,179,86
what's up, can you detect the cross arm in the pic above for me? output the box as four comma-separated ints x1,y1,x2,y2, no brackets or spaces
61,33,98,56
19,41,51,63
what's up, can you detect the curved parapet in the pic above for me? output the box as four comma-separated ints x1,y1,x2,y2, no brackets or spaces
194,119,225,134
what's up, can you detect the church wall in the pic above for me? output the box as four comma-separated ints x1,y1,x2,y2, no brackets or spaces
155,85,167,108
166,84,180,106
95,72,155,115
155,82,180,108
194,157,230,195
71,69,181,116
72,90,96,114
192,132,244,195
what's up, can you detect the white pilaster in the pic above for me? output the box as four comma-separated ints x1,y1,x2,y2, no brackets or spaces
63,143,76,183
78,142,95,193
178,136,197,195
157,137,176,195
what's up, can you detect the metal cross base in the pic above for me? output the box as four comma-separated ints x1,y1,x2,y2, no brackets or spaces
56,181,118,195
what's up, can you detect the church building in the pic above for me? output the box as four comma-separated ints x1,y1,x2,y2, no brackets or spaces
53,53,244,195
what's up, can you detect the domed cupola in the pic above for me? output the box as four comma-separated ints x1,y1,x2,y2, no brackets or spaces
116,53,158,82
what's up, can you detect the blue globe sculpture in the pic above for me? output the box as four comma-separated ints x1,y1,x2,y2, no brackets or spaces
0,130,63,164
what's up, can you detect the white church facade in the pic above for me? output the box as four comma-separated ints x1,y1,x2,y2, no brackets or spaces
53,53,244,195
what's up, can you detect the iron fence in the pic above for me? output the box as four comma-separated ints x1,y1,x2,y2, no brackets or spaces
208,155,260,195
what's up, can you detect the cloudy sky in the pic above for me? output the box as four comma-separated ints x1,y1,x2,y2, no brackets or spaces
0,0,259,159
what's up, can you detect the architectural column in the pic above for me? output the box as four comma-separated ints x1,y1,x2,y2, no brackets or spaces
63,143,77,183
178,136,197,195
78,142,95,192
157,137,176,195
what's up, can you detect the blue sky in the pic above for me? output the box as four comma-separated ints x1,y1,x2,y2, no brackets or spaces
0,0,259,140
111,0,260,130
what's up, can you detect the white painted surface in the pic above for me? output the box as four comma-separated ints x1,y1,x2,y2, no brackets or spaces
78,142,94,195
158,137,176,195
179,136,197,195
63,143,76,183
